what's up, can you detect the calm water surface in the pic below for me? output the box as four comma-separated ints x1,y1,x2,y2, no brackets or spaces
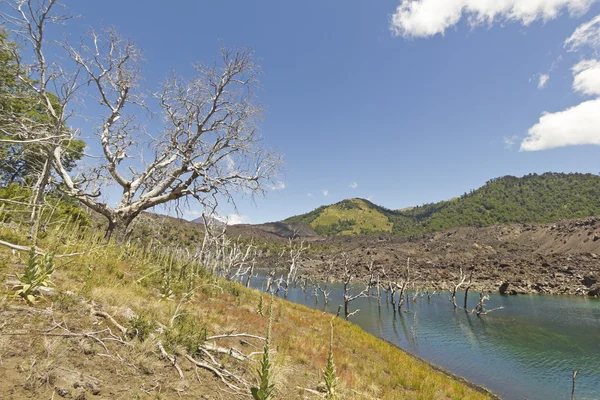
249,273,600,400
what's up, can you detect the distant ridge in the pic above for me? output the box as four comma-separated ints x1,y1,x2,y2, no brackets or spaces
191,215,226,227
284,172,600,236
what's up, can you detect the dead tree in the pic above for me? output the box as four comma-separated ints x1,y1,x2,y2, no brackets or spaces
2,0,282,241
463,267,475,309
426,289,438,300
449,267,468,309
382,267,397,310
265,270,276,294
472,292,504,316
571,370,578,400
376,274,381,310
387,257,418,312
284,239,307,298
342,255,372,320
317,281,331,305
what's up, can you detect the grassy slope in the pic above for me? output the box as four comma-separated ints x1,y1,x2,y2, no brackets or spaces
286,173,600,237
311,199,392,235
0,224,493,400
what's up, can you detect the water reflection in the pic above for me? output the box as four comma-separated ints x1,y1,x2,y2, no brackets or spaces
246,272,600,400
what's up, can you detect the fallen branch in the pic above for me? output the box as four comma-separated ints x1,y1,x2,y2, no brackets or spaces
203,342,247,361
206,333,266,342
184,353,247,391
157,342,184,379
0,239,107,259
92,310,128,336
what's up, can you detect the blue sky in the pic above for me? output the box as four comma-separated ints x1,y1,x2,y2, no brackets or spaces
39,1,600,223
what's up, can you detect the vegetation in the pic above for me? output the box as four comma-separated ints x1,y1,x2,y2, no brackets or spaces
0,212,493,399
12,248,54,304
251,296,276,400
287,198,392,235
323,319,339,399
286,173,600,236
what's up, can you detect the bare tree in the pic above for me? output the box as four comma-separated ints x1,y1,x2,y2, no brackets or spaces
471,292,503,316
449,267,468,309
283,238,306,298
463,267,474,309
385,257,418,312
341,254,372,320
2,0,281,241
0,0,81,243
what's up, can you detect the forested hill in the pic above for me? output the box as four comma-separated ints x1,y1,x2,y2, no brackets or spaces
284,173,600,236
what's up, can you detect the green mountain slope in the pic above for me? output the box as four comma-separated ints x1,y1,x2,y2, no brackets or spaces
285,173,600,236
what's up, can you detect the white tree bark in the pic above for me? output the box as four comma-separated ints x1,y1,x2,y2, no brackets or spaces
3,0,281,240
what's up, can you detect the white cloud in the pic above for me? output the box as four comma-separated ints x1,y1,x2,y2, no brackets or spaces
270,181,286,190
572,59,600,95
504,135,519,148
521,57,600,151
214,213,251,225
349,181,358,189
308,192,313,197
565,13,600,51
538,73,550,88
322,190,329,197
391,0,597,38
520,98,600,150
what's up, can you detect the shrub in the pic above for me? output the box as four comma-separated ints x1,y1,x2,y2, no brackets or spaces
13,248,55,304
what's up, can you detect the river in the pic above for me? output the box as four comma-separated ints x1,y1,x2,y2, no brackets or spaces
248,273,600,400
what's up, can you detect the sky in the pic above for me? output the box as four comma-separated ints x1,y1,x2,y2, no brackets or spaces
17,1,600,224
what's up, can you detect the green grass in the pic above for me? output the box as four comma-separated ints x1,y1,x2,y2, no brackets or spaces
311,198,392,235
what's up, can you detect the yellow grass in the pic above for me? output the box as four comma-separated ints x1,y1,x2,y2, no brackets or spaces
0,224,494,399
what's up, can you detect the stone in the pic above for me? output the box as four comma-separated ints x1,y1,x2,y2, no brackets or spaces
582,275,598,287
588,284,600,297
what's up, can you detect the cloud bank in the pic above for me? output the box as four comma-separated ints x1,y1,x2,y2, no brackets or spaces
390,0,597,38
521,16,600,151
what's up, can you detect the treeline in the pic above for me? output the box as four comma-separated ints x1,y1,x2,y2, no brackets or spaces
287,173,600,237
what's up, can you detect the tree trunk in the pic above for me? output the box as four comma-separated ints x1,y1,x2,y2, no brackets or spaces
29,158,52,245
104,215,134,242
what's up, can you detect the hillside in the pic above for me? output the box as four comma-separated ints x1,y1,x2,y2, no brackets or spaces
285,173,600,236
0,217,492,399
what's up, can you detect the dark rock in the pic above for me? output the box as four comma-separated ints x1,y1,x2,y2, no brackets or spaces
588,285,600,297
499,281,517,295
583,275,599,288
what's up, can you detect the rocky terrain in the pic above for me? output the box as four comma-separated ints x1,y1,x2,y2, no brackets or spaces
261,217,600,297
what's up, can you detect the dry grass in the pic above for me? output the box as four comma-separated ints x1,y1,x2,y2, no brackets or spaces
0,224,495,399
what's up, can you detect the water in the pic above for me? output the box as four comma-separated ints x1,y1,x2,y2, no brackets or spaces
248,274,600,400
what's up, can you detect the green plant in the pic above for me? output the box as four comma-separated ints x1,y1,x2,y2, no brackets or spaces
323,319,338,399
160,270,174,300
251,296,276,400
257,294,264,316
128,315,156,342
13,248,54,304
163,313,206,356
